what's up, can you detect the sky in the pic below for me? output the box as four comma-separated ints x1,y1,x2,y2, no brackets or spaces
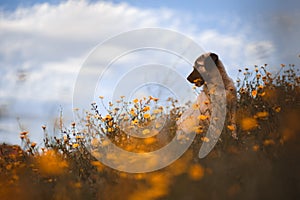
0,0,299,145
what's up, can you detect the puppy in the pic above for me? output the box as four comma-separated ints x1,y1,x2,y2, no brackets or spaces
187,52,237,139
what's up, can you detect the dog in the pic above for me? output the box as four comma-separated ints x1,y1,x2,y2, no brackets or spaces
186,52,237,139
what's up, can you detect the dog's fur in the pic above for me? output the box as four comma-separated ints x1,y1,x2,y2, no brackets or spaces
187,52,237,139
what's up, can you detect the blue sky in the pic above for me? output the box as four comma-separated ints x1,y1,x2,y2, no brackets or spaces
1,0,299,12
0,0,299,145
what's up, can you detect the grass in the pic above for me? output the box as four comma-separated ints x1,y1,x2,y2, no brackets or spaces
0,63,299,200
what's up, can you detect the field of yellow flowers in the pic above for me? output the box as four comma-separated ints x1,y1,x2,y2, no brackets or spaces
1,64,299,200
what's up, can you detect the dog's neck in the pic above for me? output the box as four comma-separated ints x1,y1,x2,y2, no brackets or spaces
216,60,235,91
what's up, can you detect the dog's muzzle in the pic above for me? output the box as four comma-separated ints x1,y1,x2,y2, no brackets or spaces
187,67,205,87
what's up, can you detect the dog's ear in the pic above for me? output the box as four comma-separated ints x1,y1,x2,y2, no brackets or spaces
203,53,219,70
210,53,219,63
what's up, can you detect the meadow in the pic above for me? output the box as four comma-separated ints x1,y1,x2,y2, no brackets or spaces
0,63,299,200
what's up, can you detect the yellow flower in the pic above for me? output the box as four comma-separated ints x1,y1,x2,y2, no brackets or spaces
251,90,257,97
188,164,204,181
252,145,260,152
255,111,269,119
195,126,204,134
153,109,162,114
123,115,129,121
131,118,139,125
241,118,258,131
94,114,101,119
108,121,113,127
91,138,99,147
105,114,112,120
263,139,275,146
179,117,198,133
20,131,28,135
192,103,200,110
143,106,150,112
144,113,151,119
91,161,104,172
193,78,202,83
198,115,209,120
274,106,281,113
72,143,79,148
130,108,136,116
203,101,210,105
101,140,110,147
6,164,12,171
133,98,139,103
201,137,210,142
72,182,82,189
155,123,162,129
99,96,104,99
37,150,68,176
142,129,150,135
227,125,236,131
149,96,159,102
75,135,83,140
107,127,113,132
259,92,266,97
144,137,156,145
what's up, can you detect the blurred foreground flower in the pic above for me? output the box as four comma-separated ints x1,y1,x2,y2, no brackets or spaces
36,150,68,176
241,118,258,131
188,164,205,180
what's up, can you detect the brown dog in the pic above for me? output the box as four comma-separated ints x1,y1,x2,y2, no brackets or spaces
187,52,237,139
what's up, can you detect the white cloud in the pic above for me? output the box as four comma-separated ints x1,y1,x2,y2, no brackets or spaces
245,41,275,64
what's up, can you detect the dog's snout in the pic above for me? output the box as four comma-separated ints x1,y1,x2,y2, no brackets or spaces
187,68,204,87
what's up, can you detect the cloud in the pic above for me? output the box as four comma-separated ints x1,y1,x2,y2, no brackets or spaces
245,41,275,64
0,0,191,144
0,1,178,102
265,12,300,64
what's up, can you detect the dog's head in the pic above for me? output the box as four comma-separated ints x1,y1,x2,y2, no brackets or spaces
187,52,219,87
